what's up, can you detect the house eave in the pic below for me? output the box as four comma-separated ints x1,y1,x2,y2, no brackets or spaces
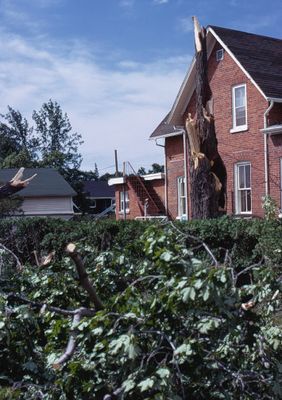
142,172,165,181
149,128,185,140
261,124,282,135
267,97,282,103
108,177,125,186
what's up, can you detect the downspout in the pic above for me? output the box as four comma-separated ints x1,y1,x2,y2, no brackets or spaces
155,139,167,215
122,161,126,220
183,131,189,220
263,100,274,196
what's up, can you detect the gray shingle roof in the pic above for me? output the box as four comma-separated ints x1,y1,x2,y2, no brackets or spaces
150,114,184,139
83,181,115,198
210,25,282,99
0,168,76,197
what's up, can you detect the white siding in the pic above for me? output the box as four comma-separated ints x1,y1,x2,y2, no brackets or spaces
21,197,74,216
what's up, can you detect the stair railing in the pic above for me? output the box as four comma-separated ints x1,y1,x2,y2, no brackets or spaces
123,161,159,213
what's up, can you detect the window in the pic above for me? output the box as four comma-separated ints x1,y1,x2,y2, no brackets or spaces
88,198,96,209
120,191,129,212
231,84,247,132
235,162,252,214
177,177,187,218
216,49,224,61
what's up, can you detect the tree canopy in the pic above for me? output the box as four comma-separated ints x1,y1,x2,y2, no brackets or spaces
0,100,83,174
0,217,281,399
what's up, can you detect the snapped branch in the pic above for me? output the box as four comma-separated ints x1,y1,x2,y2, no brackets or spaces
66,243,104,310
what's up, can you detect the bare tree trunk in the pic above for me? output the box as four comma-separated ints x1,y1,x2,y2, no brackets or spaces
186,17,226,219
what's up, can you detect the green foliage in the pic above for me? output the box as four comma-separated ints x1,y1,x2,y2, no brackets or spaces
0,218,281,399
262,195,279,220
0,194,23,217
0,106,38,168
32,99,83,173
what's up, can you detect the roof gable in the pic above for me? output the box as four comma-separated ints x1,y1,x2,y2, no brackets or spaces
165,25,282,128
210,26,282,100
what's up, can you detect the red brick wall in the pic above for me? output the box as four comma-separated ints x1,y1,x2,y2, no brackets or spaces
182,42,272,217
150,179,165,203
165,135,185,219
114,179,165,220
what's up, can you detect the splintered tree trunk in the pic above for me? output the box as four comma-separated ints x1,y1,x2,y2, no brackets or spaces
186,17,226,219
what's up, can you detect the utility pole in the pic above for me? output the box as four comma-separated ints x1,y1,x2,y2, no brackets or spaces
114,150,119,177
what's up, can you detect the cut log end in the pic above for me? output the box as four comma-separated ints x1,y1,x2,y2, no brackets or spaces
66,243,76,254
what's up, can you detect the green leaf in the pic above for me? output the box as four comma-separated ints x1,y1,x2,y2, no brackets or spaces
138,378,155,392
122,378,136,393
156,368,170,379
160,251,173,262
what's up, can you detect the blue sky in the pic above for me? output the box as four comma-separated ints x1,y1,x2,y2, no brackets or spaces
0,0,281,173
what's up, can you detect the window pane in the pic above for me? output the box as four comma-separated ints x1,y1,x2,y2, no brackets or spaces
181,181,185,196
239,166,245,188
240,190,247,212
246,190,251,212
245,165,250,188
235,86,245,107
236,107,246,126
181,198,186,215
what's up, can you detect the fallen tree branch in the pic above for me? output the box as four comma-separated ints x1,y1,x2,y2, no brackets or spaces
0,243,23,271
6,292,89,316
6,293,96,368
53,307,95,368
168,221,219,267
66,243,104,310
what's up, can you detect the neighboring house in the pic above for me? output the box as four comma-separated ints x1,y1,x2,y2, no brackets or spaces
110,25,282,220
0,168,76,219
82,181,115,215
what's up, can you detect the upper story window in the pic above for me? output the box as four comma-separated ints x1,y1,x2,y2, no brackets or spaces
216,48,224,61
231,84,247,133
235,162,252,214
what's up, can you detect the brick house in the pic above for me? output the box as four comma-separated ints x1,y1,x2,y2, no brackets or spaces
109,25,282,220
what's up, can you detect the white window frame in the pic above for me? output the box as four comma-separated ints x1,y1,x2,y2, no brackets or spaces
235,162,252,215
119,191,129,213
230,84,248,133
216,48,224,61
177,177,187,219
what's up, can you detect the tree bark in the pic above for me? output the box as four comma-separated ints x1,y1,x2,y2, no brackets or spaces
186,17,226,219
0,183,21,199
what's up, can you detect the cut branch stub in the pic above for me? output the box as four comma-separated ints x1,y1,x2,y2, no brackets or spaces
66,243,104,311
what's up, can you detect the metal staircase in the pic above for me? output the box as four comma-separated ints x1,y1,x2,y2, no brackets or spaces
124,162,165,216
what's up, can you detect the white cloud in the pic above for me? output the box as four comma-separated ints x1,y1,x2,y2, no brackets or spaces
153,0,169,5
179,16,193,33
0,30,191,171
119,0,135,8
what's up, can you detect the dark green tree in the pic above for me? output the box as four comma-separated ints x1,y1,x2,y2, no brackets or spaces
32,100,83,174
0,106,38,168
148,163,164,174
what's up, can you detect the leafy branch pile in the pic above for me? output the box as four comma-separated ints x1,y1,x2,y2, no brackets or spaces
0,218,281,399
